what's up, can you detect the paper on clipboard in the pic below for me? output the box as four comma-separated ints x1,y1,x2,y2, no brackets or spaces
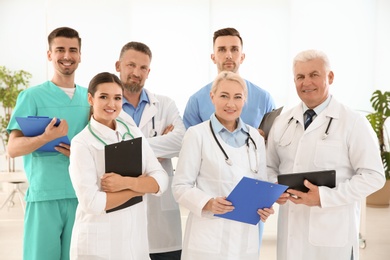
214,177,288,225
15,116,70,152
105,137,143,213
258,106,283,140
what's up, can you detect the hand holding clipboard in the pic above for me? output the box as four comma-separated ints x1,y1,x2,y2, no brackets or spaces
258,106,283,140
16,116,70,152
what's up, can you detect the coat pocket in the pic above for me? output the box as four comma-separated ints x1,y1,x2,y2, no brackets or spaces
77,222,110,257
308,206,349,247
313,141,342,169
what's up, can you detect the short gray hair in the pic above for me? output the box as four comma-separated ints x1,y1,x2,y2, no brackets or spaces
293,49,331,72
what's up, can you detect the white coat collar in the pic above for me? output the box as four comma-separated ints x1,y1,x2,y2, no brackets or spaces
285,96,341,132
138,89,159,129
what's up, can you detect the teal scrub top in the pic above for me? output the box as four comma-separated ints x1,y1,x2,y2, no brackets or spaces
7,81,90,202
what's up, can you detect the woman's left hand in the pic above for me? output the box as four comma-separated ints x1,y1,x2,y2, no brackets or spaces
101,173,128,192
257,207,275,223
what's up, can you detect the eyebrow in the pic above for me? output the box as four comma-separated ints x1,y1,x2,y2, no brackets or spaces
219,91,243,96
217,45,239,49
296,70,319,76
99,92,121,95
54,46,79,51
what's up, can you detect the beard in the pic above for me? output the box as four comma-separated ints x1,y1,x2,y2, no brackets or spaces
60,68,76,76
123,81,143,93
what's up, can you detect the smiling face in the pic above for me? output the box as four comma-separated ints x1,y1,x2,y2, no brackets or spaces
294,58,334,109
210,78,246,131
47,37,81,76
115,49,150,93
88,82,123,129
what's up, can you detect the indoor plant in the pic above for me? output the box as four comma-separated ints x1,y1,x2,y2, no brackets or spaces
366,90,390,207
0,65,31,171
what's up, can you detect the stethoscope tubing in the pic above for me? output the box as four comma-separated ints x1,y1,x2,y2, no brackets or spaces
88,119,134,146
209,120,258,173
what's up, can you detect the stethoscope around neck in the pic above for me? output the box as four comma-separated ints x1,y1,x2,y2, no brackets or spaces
278,115,333,146
88,118,134,146
209,121,259,173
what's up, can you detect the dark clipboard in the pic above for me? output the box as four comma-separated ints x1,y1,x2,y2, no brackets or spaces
214,177,288,225
15,116,70,152
258,106,283,140
277,170,336,192
105,137,143,213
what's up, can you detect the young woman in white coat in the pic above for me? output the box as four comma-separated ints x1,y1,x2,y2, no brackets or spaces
172,71,274,260
267,49,385,260
69,72,168,260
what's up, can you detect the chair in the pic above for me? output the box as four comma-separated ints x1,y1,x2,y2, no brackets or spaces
0,181,25,213
0,171,27,213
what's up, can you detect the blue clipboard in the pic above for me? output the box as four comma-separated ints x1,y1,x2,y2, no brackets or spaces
215,177,288,225
15,116,70,152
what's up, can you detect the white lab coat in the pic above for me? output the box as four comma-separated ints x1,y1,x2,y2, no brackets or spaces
267,97,385,260
172,121,267,260
122,89,185,253
69,115,168,260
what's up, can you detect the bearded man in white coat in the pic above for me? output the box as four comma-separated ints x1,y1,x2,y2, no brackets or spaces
267,49,385,260
115,41,185,260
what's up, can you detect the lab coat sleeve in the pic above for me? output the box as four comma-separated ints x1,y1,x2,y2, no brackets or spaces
319,115,386,208
266,116,282,183
147,98,186,159
172,127,213,217
142,137,169,196
69,136,107,215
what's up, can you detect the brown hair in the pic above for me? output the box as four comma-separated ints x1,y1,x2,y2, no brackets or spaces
119,41,152,60
88,72,123,119
213,27,243,47
48,27,81,51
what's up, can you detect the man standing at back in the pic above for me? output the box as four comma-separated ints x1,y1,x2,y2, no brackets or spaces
7,27,90,260
183,27,275,247
115,41,185,260
183,27,275,130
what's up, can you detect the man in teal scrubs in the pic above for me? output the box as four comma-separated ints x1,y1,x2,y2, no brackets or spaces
7,27,89,260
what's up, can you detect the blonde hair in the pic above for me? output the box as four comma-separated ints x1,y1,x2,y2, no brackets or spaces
211,71,247,98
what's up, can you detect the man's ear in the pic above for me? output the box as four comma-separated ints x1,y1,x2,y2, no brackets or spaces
240,53,245,64
115,61,120,72
47,50,52,61
211,54,217,64
328,71,334,84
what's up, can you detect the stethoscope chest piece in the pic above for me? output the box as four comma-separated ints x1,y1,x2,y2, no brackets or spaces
150,129,157,137
225,158,233,166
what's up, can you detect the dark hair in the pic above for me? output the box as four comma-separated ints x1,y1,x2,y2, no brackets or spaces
48,27,81,51
119,41,152,60
213,27,243,47
88,72,123,119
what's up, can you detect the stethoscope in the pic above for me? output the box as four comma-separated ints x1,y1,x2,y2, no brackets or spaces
149,117,157,137
88,119,134,146
209,121,259,173
278,116,333,146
